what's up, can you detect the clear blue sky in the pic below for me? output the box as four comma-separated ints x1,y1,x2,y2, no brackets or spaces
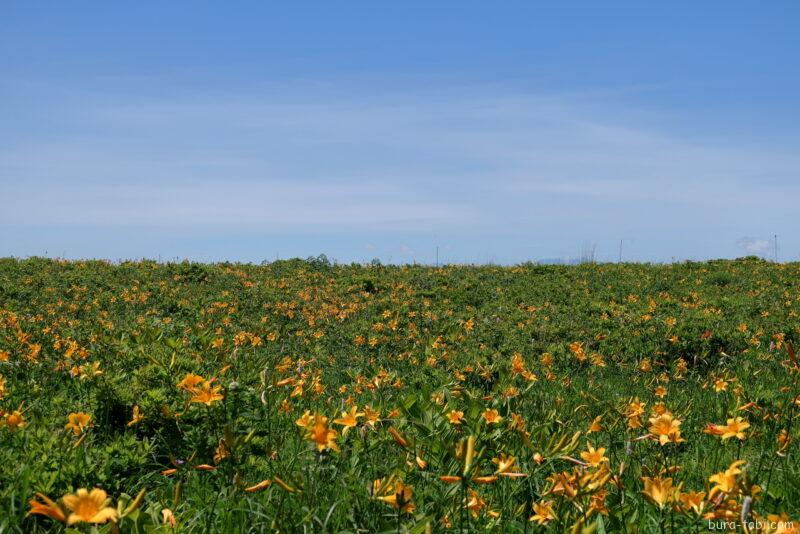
2,2,798,263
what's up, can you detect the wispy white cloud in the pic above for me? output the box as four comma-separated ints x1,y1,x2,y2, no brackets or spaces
2,81,798,261
1,180,466,230
398,244,415,257
736,237,771,255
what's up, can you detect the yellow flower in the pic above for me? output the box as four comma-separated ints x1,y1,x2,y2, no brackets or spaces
709,460,745,497
648,413,685,445
510,352,524,372
363,405,381,428
276,377,296,387
2,410,26,431
679,491,706,515
625,398,646,429
308,415,339,452
415,455,427,470
641,477,679,509
591,353,606,367
295,410,314,429
61,488,118,525
587,415,602,433
161,508,177,527
214,439,230,464
492,453,526,477
189,380,224,405
626,398,646,417
652,403,669,416
703,422,726,437
482,408,502,424
719,417,750,440
333,406,363,435
79,361,103,380
580,444,608,467
176,373,204,392
464,489,486,518
28,493,67,523
377,480,415,513
764,513,797,534
447,410,464,425
65,412,91,436
127,405,143,427
529,500,556,525
510,412,527,432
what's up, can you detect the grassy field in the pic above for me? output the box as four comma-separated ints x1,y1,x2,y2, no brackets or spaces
0,257,798,532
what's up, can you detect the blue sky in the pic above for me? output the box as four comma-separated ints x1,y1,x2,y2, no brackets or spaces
1,2,798,264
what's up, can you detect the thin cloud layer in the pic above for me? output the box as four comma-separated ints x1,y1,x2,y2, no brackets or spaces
736,237,772,256
2,82,798,262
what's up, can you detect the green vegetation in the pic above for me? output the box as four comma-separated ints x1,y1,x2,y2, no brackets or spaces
0,257,798,532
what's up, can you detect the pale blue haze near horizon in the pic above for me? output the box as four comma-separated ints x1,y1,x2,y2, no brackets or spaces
1,2,799,264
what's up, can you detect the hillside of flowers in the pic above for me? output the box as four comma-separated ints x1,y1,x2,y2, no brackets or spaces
0,256,798,532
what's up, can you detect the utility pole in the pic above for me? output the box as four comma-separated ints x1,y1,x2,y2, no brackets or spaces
435,245,439,267
618,239,623,263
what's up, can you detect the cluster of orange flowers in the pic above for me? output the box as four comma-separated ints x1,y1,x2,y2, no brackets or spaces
29,488,122,526
2,260,799,530
177,373,224,405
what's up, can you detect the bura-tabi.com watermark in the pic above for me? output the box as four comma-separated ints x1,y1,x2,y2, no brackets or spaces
708,518,795,531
